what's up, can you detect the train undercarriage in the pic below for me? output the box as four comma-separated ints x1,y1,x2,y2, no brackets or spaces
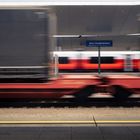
0,74,139,100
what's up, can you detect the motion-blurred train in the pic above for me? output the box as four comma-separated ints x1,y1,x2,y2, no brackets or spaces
0,7,56,81
0,7,140,82
0,5,139,100
53,51,140,72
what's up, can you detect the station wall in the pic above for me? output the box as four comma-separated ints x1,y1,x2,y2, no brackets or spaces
57,37,140,51
52,6,140,51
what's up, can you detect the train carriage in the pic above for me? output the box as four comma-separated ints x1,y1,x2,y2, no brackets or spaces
54,51,140,72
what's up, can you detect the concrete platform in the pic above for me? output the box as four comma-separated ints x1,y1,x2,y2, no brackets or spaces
0,107,139,122
0,125,139,140
0,106,139,139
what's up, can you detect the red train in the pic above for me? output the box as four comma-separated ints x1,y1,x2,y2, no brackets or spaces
53,51,140,72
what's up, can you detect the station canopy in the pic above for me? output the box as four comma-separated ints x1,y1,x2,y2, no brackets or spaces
0,0,139,5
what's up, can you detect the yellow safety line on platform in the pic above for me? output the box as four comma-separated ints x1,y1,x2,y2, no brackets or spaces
0,120,139,124
96,120,140,123
0,121,94,124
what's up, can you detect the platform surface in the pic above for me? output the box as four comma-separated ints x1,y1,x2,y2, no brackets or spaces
0,101,139,140
0,125,139,140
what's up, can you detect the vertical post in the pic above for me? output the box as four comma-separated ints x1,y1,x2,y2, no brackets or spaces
43,11,49,77
98,46,101,75
54,54,59,77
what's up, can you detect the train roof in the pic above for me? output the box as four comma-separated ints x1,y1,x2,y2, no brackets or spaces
54,51,140,55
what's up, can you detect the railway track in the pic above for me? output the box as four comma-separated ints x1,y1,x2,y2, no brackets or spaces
0,97,139,108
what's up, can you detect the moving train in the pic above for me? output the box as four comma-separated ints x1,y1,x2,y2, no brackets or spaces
0,6,139,82
0,5,139,100
53,51,140,72
0,7,56,81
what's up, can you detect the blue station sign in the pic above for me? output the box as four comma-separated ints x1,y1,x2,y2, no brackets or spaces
86,40,113,47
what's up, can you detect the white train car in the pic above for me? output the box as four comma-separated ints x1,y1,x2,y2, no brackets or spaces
53,51,140,72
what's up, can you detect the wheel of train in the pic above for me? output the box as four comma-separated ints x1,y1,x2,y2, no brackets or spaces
111,85,132,100
73,85,95,102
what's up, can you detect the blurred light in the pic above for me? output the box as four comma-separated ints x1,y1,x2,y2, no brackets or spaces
53,35,79,38
53,34,140,38
127,33,140,36
53,34,110,38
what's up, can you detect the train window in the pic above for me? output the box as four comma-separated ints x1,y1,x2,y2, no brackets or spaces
90,57,114,64
58,57,69,64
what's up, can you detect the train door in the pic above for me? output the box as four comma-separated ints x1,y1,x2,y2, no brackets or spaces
124,54,133,71
76,51,83,71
